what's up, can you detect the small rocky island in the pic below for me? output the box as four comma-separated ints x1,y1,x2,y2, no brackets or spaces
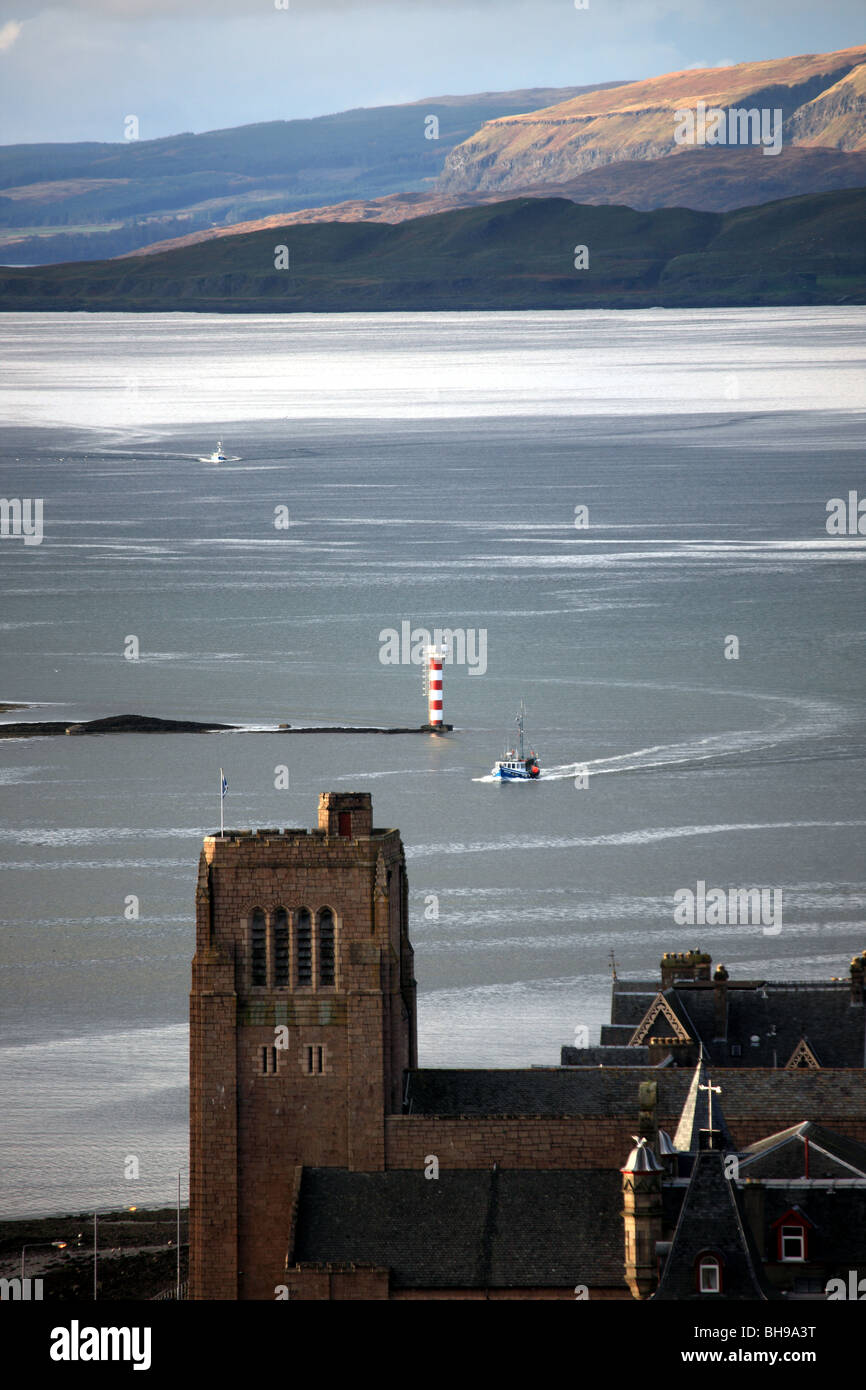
0,710,451,738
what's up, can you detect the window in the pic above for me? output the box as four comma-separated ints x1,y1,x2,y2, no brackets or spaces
780,1226,805,1262
250,909,267,987
698,1255,721,1293
338,811,352,838
303,1044,326,1075
729,1043,742,1057
273,909,289,988
318,908,335,987
296,909,312,987
261,1046,278,1075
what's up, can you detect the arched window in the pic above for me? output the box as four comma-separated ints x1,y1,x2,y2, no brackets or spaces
296,908,312,987
273,908,289,988
318,908,335,987
697,1254,721,1294
250,909,267,987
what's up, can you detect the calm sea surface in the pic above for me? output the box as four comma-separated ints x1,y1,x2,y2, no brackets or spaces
0,308,864,1216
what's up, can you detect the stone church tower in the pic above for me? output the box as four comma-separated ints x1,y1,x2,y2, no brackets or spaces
189,792,416,1300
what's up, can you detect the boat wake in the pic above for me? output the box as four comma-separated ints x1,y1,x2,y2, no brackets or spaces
474,689,855,784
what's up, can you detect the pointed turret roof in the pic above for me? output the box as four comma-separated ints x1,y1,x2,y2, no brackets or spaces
651,1150,778,1300
673,1056,734,1153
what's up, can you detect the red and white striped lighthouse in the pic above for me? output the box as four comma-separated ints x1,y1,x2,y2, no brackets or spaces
425,644,446,727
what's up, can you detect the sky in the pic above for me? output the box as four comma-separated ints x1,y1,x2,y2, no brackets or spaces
0,0,863,145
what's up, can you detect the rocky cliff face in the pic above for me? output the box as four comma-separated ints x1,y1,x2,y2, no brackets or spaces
787,64,866,150
438,46,866,194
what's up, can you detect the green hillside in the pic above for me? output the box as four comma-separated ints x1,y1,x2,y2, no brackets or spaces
1,187,863,312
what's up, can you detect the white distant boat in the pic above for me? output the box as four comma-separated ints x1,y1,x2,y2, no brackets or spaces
207,441,227,462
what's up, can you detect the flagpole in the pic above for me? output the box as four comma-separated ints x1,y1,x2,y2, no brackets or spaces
220,767,224,838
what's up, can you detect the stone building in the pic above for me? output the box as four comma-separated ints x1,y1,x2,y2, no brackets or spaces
189,792,866,1300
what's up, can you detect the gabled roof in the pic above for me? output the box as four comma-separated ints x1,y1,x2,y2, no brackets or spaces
292,1168,628,1289
630,990,695,1046
652,1151,777,1300
740,1121,866,1179
785,1037,821,1070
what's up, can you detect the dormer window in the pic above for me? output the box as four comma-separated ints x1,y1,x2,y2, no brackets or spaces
697,1254,722,1293
772,1208,812,1262
780,1225,806,1261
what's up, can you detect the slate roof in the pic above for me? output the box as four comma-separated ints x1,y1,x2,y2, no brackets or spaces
404,1067,693,1115
560,1045,651,1066
598,1024,642,1045
740,1121,866,1179
610,983,659,1026
589,977,866,1069
652,1151,777,1301
693,984,866,1069
292,1168,628,1289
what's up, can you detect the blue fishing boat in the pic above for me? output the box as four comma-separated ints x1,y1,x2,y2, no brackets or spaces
490,700,540,780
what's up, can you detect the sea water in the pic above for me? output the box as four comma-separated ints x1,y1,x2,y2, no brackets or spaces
0,307,864,1214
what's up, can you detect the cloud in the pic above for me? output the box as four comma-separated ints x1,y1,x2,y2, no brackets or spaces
0,18,21,50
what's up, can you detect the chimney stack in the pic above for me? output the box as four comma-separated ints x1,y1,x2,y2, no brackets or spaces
660,950,712,989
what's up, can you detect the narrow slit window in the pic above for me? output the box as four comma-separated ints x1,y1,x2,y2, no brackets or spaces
250,909,267,987
296,909,312,987
316,1045,325,1073
273,908,289,987
305,1045,314,1074
318,908,335,988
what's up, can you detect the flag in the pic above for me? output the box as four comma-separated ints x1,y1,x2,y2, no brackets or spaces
221,771,228,799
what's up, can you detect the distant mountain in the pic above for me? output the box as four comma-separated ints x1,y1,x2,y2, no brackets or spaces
123,146,866,262
2,187,863,312
438,46,866,194
0,84,626,265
